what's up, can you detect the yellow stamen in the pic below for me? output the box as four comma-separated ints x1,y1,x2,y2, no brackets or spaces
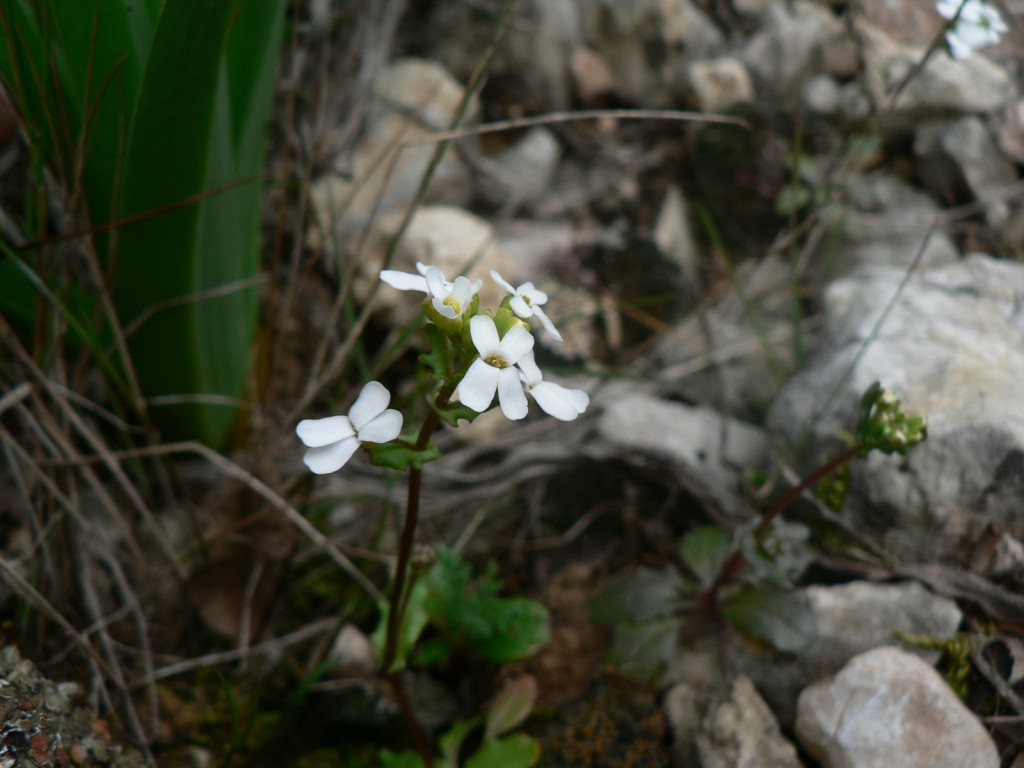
484,354,508,369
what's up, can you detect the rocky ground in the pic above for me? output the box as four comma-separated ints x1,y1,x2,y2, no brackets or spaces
4,0,1024,766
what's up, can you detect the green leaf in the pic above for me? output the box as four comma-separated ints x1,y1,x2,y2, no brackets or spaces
719,588,815,654
422,551,550,663
439,717,481,767
367,441,442,471
589,567,691,625
432,400,479,428
465,734,540,768
605,618,681,684
378,751,452,768
372,579,431,674
484,675,537,742
418,323,452,381
679,526,732,588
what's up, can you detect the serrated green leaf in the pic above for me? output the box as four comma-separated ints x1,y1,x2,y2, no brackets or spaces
418,323,452,381
589,567,690,625
605,618,681,684
719,588,815,654
679,526,732,588
465,734,540,768
367,441,441,471
433,400,479,428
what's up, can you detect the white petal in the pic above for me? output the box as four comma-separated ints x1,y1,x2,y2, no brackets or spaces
432,296,458,318
296,415,355,447
523,284,548,305
425,267,449,299
415,262,433,276
532,305,563,342
497,369,529,420
303,436,360,474
450,276,475,307
516,349,543,386
469,315,501,355
457,359,500,411
490,270,516,295
380,270,428,293
509,294,533,318
468,278,483,296
531,381,589,421
498,324,535,364
357,408,404,443
348,381,390,430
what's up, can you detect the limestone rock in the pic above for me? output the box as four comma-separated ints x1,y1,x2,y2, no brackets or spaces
310,58,473,238
767,255,1024,561
732,581,961,726
696,677,803,768
796,646,999,768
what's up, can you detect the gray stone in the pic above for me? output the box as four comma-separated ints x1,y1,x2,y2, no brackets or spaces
734,581,962,725
818,171,958,280
853,21,1017,116
767,255,1024,561
599,394,768,519
653,253,806,420
473,127,561,212
654,185,700,291
741,1,844,98
915,116,1019,229
796,646,999,768
803,74,841,116
696,677,804,768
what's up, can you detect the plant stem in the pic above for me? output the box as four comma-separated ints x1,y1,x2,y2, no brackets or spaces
704,444,861,607
380,381,458,767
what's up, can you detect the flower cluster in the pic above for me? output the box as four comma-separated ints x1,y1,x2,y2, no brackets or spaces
297,263,589,473
936,0,1006,60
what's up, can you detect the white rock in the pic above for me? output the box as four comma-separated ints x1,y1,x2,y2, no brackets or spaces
687,58,754,113
310,58,474,238
599,394,767,518
697,677,804,768
767,255,1024,560
733,581,962,725
796,646,999,768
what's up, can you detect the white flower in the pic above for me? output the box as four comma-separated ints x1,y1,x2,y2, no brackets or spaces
380,262,483,320
936,0,1006,59
457,315,534,420
296,381,403,474
490,270,563,341
517,350,589,421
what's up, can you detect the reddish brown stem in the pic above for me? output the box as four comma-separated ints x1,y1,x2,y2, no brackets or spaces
705,444,862,607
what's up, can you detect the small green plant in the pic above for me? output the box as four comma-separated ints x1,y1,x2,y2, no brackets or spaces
371,548,549,669
591,382,928,681
379,675,541,768
295,265,589,765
